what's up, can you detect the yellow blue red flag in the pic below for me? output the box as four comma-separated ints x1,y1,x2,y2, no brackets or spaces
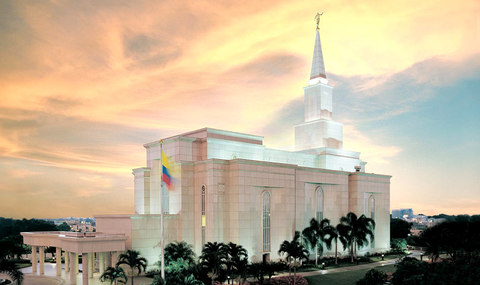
161,151,178,190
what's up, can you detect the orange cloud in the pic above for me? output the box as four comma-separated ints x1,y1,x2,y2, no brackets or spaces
0,0,478,218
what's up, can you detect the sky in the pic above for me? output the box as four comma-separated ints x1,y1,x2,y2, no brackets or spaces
0,0,479,218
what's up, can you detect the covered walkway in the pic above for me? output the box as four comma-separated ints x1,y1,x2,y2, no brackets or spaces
21,231,127,285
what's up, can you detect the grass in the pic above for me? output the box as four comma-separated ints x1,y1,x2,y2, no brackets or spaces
305,264,396,285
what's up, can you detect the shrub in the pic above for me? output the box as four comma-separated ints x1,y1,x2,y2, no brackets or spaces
250,276,307,285
356,269,387,285
390,238,407,253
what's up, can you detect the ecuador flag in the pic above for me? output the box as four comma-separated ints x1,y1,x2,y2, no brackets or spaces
161,151,177,190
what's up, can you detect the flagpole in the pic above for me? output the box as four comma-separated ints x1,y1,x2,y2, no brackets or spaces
160,140,165,282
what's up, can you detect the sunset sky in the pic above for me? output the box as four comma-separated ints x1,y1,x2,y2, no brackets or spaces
1,0,479,218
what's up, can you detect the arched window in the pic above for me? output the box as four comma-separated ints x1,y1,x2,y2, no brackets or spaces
368,195,375,248
262,191,271,252
316,186,324,221
201,185,206,246
368,195,375,220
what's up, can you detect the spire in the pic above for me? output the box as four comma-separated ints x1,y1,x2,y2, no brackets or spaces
310,29,327,80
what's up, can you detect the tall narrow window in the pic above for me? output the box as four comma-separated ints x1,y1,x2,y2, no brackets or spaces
316,186,324,221
262,191,271,252
368,195,375,248
201,185,206,246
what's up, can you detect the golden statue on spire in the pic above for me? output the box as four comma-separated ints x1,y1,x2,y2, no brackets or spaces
315,12,324,30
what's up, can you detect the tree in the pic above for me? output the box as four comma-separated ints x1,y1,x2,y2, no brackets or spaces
164,241,196,266
302,218,333,266
199,242,227,283
100,266,128,285
324,224,340,265
0,259,23,285
161,241,200,285
164,258,194,285
45,246,56,258
420,220,480,262
390,238,407,253
183,274,204,285
0,237,26,260
278,231,309,281
339,212,375,263
225,242,248,284
391,257,426,285
390,218,412,239
57,222,71,232
116,250,147,285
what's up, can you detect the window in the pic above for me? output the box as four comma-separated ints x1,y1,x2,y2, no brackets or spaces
316,186,324,221
201,185,206,246
368,195,375,248
368,195,375,220
263,191,271,252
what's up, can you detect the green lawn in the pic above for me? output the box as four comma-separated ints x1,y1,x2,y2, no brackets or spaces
305,264,396,285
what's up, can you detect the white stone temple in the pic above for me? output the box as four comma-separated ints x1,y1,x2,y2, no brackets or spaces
22,27,391,284
96,28,391,264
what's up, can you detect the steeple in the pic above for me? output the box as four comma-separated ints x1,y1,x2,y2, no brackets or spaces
310,29,327,81
295,18,344,151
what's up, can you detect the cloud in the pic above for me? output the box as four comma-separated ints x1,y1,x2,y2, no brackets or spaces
0,107,157,175
1,0,479,218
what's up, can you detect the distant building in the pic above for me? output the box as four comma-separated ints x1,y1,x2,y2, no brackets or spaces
392,208,414,219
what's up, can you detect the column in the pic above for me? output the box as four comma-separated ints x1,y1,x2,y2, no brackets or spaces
56,247,62,276
39,246,45,275
75,253,79,274
65,251,70,273
111,251,118,267
99,252,105,274
82,253,88,285
88,252,93,278
69,252,76,285
104,252,111,268
31,245,37,273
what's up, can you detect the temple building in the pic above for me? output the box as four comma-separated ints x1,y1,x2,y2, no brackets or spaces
22,27,391,284
96,27,391,264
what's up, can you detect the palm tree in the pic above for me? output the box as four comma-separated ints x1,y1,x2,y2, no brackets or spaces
301,218,333,266
324,224,341,265
339,212,375,263
199,242,227,283
278,231,309,280
100,266,128,285
225,242,248,284
164,241,196,265
116,250,147,285
0,259,23,285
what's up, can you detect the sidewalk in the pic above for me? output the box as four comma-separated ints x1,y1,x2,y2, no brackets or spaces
299,258,399,277
298,250,427,278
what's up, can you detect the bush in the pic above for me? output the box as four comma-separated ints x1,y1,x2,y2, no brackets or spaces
250,275,307,285
271,276,308,285
356,269,387,285
390,238,407,253
392,256,480,285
